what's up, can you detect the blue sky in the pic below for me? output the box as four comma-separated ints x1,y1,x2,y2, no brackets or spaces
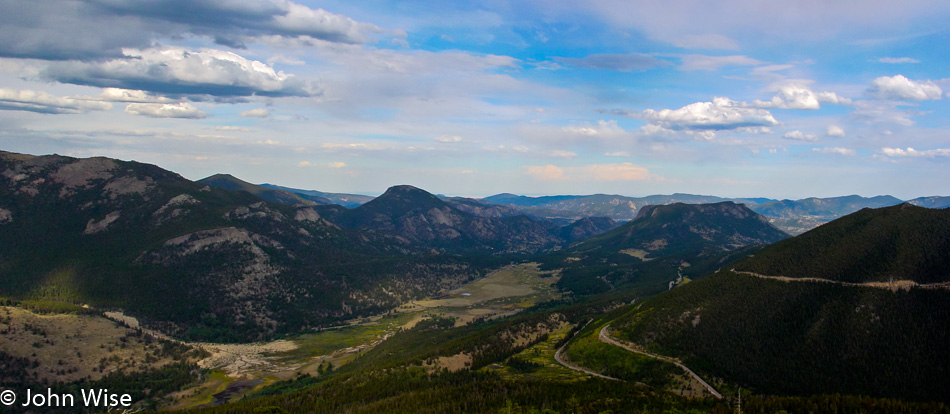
0,0,948,199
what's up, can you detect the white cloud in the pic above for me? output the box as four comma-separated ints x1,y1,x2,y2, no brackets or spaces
124,102,208,119
678,55,762,71
96,88,171,103
671,34,739,50
752,82,851,109
216,126,250,132
636,97,779,131
812,147,856,156
851,100,916,126
604,151,630,157
267,55,305,66
585,163,652,181
880,147,950,158
44,46,318,98
0,88,112,114
878,57,919,64
826,125,846,137
270,2,383,44
298,161,347,168
562,120,626,137
434,135,463,143
240,108,271,118
526,163,654,182
0,0,383,61
868,75,942,101
783,130,818,141
525,164,565,181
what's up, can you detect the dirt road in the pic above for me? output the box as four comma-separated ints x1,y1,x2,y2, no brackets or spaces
598,324,722,399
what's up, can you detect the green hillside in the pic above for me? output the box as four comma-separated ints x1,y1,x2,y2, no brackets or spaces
545,202,787,296
610,204,950,402
736,204,950,284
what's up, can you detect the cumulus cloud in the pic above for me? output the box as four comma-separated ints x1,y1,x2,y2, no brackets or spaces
878,57,919,64
124,102,208,118
96,88,173,103
880,147,950,158
241,108,271,117
783,130,818,141
813,147,856,156
43,47,318,98
434,135,463,143
0,88,113,114
327,161,347,168
526,163,653,182
678,54,762,71
752,82,851,109
826,125,846,137
632,97,779,132
604,151,630,157
554,53,671,72
867,75,942,101
216,126,250,132
0,0,382,60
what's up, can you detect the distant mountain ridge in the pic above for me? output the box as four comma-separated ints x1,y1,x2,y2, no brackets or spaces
481,191,947,235
198,174,330,205
545,202,788,296
259,183,374,208
313,185,570,254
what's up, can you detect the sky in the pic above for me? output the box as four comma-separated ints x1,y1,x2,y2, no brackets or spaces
0,1,948,199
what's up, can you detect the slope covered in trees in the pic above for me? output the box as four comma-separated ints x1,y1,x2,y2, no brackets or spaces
735,203,950,284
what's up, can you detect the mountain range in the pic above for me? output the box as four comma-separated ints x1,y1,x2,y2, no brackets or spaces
0,151,619,341
5,149,950,412
202,176,950,236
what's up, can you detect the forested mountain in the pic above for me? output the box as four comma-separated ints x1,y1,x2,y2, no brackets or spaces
259,183,375,208
612,204,950,402
198,173,330,205
543,202,788,296
481,192,763,221
736,203,950,284
557,216,620,243
0,151,496,341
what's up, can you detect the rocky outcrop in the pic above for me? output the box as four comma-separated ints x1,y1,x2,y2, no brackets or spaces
84,211,121,234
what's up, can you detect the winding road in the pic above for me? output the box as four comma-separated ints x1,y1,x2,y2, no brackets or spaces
731,269,950,291
598,324,722,399
553,340,621,381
